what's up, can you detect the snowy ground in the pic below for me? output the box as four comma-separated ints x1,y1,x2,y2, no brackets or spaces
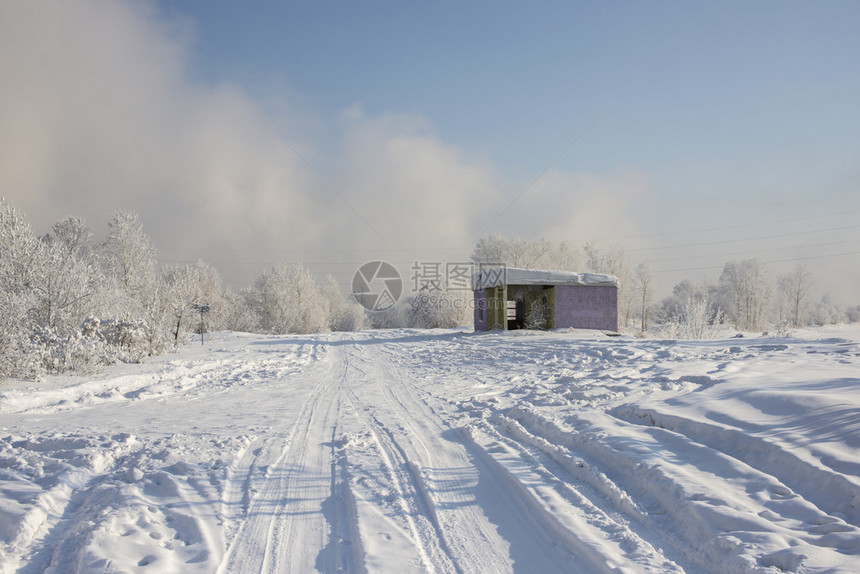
1,326,859,573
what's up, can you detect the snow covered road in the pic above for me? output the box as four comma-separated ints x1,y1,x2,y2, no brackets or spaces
1,328,860,573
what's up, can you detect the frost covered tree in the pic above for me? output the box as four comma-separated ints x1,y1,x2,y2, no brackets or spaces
634,260,655,334
0,199,42,378
0,198,42,295
100,210,157,303
50,216,94,262
719,260,771,331
246,264,329,334
471,235,581,271
34,219,99,334
321,276,368,332
161,261,229,345
96,210,165,355
776,264,813,328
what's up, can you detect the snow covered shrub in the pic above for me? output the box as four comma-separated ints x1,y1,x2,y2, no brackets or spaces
368,300,409,328
335,301,369,331
670,297,727,339
322,276,368,332
95,318,150,362
810,295,845,326
0,291,42,380
768,320,794,338
657,281,728,340
525,297,549,330
408,287,472,329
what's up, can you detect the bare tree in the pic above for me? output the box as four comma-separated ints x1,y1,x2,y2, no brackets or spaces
777,265,813,328
634,260,654,334
719,259,772,331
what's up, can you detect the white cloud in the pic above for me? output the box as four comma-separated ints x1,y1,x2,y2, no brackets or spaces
489,170,653,246
0,0,670,294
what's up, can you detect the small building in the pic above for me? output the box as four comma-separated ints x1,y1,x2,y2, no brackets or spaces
473,267,619,332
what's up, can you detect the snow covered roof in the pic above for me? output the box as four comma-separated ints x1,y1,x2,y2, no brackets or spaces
472,266,619,290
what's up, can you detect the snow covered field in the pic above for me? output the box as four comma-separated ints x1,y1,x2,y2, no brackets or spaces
1,326,859,573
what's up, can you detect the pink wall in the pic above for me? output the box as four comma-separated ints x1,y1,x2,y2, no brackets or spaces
473,289,488,330
553,285,618,331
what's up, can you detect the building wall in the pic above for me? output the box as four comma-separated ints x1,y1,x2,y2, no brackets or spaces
473,289,487,331
473,287,507,330
486,286,506,330
553,285,618,331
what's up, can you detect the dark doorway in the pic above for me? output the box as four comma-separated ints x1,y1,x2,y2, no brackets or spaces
507,298,525,330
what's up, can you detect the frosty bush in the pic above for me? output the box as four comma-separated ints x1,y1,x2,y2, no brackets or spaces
657,281,728,339
525,297,549,330
322,276,368,332
0,291,42,380
661,297,728,339
408,287,472,329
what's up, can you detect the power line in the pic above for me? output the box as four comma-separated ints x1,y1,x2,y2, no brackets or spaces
588,208,860,244
477,110,605,238
651,237,860,264
630,223,860,253
654,249,860,275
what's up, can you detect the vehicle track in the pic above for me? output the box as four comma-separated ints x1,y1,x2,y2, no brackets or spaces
360,339,626,573
338,344,458,573
217,342,350,574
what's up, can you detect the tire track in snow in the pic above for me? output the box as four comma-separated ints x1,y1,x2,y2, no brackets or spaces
217,342,351,574
357,339,608,573
612,407,860,567
504,406,860,573
616,406,860,528
375,336,703,573
338,342,455,573
474,414,688,573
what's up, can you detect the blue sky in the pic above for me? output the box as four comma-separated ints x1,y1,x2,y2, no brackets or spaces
173,1,858,177
2,1,859,300
164,0,860,232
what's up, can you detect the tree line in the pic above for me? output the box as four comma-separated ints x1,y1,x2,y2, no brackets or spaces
470,235,859,338
0,199,366,380
2,199,858,380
